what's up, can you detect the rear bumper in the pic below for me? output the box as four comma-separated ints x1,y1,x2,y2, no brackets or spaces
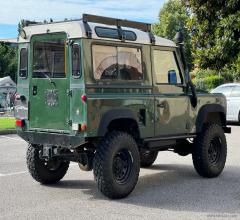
18,131,87,148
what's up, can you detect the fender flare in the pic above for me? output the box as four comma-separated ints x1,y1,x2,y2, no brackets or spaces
196,104,226,133
97,108,138,137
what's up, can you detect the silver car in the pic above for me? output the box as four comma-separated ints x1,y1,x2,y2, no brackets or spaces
211,83,240,123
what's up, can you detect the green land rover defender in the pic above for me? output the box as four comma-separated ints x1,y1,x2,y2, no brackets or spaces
15,14,231,199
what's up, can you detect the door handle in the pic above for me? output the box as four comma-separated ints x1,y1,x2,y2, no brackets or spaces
157,102,166,109
32,85,38,96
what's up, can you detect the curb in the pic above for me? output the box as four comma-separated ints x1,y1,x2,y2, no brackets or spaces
0,130,17,135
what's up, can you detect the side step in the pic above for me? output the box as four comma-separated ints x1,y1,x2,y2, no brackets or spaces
143,134,197,151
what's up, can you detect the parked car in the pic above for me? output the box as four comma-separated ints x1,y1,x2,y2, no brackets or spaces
211,83,240,123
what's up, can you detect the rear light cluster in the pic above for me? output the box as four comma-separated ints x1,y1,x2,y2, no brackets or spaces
16,120,24,127
72,94,87,132
15,93,21,100
15,93,26,102
81,94,87,103
81,124,87,131
72,123,87,132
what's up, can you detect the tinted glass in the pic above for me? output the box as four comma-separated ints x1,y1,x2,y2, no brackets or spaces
95,27,119,39
95,27,137,41
231,86,240,97
153,50,182,84
124,31,137,41
19,48,28,78
72,44,81,78
92,45,143,80
33,39,66,78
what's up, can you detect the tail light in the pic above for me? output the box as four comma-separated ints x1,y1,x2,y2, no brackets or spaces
15,93,26,101
15,93,21,100
72,123,87,132
16,120,24,127
81,124,87,131
81,94,87,103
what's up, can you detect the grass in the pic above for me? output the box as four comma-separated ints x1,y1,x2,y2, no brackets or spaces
0,117,15,130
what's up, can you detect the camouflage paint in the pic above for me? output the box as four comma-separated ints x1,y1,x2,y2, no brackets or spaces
16,35,226,145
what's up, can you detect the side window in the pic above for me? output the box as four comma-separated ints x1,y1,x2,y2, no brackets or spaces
117,47,142,80
153,50,182,84
72,44,81,78
92,45,143,80
231,86,240,97
19,48,28,78
93,45,117,80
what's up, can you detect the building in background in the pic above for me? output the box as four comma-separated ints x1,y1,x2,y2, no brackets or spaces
0,76,16,112
0,38,18,113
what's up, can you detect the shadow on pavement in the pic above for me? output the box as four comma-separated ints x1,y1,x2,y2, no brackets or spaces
49,164,240,214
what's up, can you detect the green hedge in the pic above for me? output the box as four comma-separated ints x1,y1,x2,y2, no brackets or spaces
193,75,224,91
191,68,233,91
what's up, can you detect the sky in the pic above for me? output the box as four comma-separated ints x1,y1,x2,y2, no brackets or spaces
0,0,165,39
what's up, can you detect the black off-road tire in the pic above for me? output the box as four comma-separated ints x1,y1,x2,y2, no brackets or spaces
26,144,69,184
93,131,140,199
140,150,158,167
192,123,227,178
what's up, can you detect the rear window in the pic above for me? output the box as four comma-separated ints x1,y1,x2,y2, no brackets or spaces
19,48,28,78
32,39,66,78
92,45,143,81
71,44,81,78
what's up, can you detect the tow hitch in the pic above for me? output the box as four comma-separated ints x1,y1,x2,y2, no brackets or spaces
40,145,94,171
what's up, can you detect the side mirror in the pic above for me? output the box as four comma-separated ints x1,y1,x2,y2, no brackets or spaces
174,31,184,44
168,70,177,85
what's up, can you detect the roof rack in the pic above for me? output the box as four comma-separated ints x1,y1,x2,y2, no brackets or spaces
19,14,156,44
82,14,155,44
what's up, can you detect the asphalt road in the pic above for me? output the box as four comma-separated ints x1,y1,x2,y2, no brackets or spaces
0,126,240,220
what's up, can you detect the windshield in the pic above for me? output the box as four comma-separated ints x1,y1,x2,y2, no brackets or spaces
32,39,66,78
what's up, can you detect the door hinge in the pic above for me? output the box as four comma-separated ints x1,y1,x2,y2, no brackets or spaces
67,89,73,97
67,120,72,126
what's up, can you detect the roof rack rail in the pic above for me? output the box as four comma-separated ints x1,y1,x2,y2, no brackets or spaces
83,14,151,32
21,20,44,28
82,14,155,44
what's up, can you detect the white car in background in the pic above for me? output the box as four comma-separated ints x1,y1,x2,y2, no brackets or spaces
211,83,240,123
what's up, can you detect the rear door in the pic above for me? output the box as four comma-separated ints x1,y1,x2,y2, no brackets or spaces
29,33,70,131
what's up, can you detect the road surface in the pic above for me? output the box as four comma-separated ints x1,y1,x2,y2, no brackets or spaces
0,126,239,220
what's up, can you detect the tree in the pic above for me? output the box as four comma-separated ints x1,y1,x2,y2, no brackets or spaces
0,43,17,81
188,0,240,79
153,0,193,69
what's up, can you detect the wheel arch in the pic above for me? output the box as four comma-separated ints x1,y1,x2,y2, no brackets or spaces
97,108,140,138
196,104,227,133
